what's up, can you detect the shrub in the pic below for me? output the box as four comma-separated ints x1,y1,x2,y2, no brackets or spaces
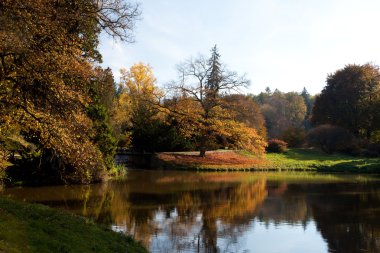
307,124,354,154
266,139,288,153
365,143,380,157
280,127,306,147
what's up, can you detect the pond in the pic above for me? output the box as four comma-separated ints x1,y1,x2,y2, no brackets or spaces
2,170,380,253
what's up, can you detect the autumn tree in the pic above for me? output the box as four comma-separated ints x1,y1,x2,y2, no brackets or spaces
168,46,266,157
0,0,140,183
113,63,166,152
222,94,267,138
311,64,380,140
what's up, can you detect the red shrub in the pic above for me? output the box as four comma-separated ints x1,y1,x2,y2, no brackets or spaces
266,139,288,153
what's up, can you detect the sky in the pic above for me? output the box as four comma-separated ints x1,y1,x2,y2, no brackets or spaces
98,0,380,95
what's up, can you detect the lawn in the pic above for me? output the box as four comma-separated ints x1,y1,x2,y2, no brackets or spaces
155,148,380,172
263,148,380,172
0,198,148,253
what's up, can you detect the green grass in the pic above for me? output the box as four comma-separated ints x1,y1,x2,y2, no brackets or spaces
108,164,127,179
260,148,380,172
0,198,148,253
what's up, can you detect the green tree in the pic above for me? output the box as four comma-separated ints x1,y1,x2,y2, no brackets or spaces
88,68,117,170
311,64,380,140
300,87,315,130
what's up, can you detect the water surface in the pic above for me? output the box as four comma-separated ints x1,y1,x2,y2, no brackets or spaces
3,171,380,253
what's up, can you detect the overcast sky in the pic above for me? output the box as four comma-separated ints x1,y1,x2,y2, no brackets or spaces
98,0,380,95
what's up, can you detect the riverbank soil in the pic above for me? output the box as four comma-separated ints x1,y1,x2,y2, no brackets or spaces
156,150,265,170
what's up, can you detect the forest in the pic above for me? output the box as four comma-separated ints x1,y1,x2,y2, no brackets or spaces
1,0,380,186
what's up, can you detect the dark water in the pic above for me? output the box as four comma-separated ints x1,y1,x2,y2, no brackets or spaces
2,170,380,253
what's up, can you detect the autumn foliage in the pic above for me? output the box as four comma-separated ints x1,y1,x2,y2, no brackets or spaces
167,46,267,157
0,0,139,183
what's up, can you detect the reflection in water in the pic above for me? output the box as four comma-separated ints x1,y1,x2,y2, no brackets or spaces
2,171,380,253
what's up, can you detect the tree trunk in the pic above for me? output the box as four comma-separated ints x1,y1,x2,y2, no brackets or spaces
367,129,372,140
200,147,206,157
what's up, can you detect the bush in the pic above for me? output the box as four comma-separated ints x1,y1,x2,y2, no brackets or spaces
266,139,288,153
280,127,306,147
365,143,380,157
307,124,354,154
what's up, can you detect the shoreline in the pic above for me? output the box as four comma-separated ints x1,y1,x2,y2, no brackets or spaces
153,149,380,173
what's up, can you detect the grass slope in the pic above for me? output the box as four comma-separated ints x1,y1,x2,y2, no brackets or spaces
0,198,148,253
155,148,380,172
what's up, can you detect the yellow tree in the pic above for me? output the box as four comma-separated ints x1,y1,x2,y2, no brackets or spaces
113,63,165,151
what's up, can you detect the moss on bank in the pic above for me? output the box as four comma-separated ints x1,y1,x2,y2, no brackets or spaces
0,198,148,253
155,149,380,173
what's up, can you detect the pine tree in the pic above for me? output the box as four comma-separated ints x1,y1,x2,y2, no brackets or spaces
206,45,222,93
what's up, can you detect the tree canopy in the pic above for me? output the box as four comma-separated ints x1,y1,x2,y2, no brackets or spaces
0,0,140,183
311,63,380,140
168,46,266,157
113,63,167,152
256,90,307,139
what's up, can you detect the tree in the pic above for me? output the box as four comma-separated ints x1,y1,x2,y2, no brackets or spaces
258,90,307,139
0,0,140,183
114,63,165,152
169,46,266,157
222,94,267,138
300,87,315,130
88,68,117,170
311,64,380,140
301,87,313,117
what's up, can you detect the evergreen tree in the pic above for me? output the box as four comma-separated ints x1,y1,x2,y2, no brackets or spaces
301,87,314,129
206,45,222,92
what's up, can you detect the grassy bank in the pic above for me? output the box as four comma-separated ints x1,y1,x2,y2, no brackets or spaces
263,148,380,172
155,148,380,172
0,198,148,253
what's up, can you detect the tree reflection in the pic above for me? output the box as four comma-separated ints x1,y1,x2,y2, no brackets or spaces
307,183,380,253
3,172,380,253
73,178,267,252
152,180,268,252
256,183,311,226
